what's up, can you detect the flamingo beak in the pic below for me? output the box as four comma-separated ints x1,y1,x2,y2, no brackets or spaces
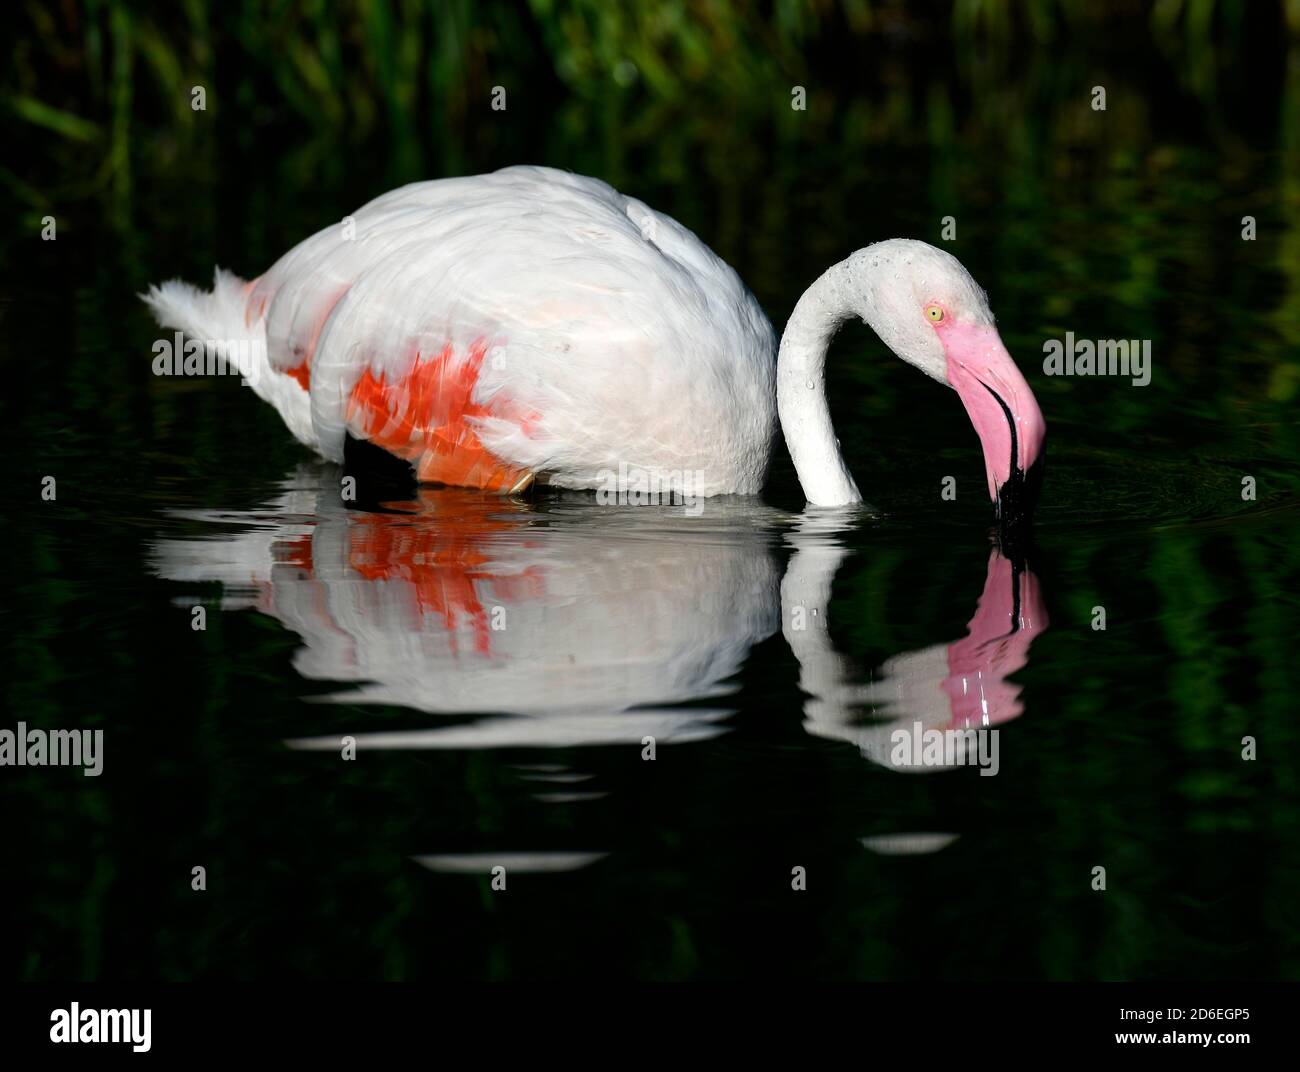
938,322,1047,528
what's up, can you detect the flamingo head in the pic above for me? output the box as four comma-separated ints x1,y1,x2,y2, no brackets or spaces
850,240,1046,528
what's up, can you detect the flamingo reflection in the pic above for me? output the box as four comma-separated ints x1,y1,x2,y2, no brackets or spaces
782,512,1048,773
152,471,1045,772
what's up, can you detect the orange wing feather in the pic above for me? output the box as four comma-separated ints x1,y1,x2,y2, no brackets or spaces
345,340,534,490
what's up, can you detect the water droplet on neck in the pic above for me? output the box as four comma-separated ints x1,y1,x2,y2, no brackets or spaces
806,380,815,390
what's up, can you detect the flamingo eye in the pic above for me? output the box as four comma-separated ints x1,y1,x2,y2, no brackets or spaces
925,304,945,323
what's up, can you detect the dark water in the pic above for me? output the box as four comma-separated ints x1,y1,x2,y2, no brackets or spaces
6,41,1300,981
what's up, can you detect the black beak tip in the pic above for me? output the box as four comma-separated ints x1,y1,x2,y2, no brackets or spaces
995,454,1045,533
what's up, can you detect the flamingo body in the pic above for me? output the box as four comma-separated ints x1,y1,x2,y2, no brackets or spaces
145,166,776,496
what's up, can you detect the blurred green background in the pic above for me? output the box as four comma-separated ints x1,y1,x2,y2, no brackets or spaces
4,1,1300,981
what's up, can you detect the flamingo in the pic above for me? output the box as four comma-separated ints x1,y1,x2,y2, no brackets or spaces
144,165,1045,519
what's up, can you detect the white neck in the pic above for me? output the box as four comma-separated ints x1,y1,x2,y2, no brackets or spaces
776,259,864,506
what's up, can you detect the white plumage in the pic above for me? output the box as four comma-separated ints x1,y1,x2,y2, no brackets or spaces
145,166,776,497
145,166,1045,513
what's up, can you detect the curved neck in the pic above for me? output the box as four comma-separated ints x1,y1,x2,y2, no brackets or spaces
777,259,863,506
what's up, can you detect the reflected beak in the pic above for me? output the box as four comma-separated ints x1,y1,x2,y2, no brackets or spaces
938,322,1047,527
